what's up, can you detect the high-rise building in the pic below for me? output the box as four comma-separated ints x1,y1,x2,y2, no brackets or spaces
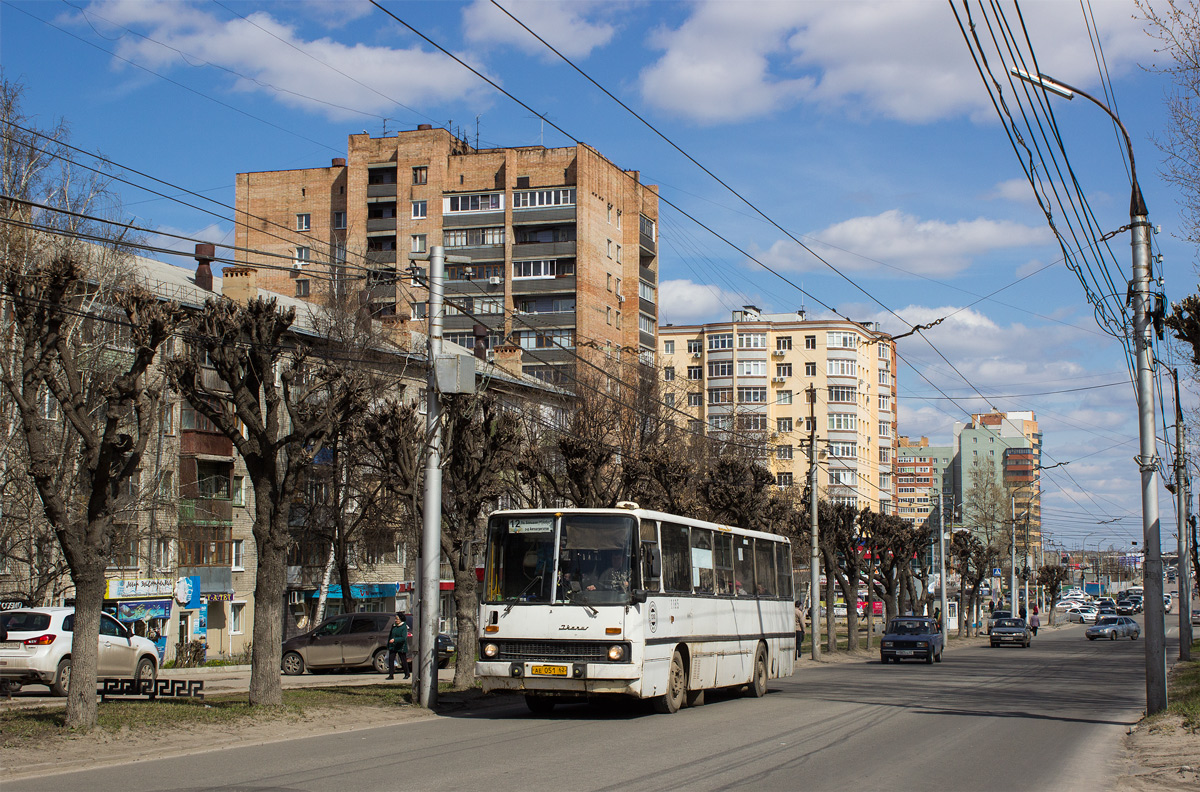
657,307,897,513
234,127,660,384
896,436,954,529
953,410,1042,550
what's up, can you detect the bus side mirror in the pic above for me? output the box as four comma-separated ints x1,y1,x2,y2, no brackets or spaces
631,589,648,604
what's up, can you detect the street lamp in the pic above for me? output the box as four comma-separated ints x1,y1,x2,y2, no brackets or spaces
1011,67,1167,714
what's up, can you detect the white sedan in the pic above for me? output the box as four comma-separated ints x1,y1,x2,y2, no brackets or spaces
1056,599,1085,611
1066,606,1099,624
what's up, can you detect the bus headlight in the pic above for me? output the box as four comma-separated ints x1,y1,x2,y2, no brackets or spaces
608,644,626,662
483,643,498,658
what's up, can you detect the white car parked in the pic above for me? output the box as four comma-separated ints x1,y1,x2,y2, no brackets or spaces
0,607,158,696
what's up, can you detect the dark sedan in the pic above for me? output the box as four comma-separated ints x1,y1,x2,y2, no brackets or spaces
880,617,943,664
989,618,1032,648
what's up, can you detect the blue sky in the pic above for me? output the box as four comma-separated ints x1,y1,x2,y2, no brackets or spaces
2,0,1193,554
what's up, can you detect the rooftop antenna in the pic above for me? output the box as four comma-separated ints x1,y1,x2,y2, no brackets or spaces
526,113,545,146
382,117,391,136
475,114,480,150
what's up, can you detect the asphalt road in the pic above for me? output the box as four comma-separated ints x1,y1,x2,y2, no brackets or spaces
6,617,1167,792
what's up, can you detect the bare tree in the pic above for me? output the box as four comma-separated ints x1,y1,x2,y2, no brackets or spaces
1036,564,1073,626
167,297,345,707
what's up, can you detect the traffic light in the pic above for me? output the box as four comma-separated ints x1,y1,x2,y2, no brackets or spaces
1061,555,1069,564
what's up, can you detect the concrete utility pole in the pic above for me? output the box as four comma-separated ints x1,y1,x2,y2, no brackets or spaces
939,491,949,647
1011,67,1167,713
1010,495,1018,614
419,245,446,709
1173,369,1193,661
808,384,820,662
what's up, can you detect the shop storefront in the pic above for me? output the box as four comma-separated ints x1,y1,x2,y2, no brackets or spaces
104,576,202,662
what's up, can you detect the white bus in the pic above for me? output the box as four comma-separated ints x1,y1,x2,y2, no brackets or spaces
476,503,795,714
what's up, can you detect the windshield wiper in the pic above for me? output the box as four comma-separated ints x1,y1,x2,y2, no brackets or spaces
504,574,543,615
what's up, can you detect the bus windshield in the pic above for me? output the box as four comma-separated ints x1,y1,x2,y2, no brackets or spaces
483,512,637,606
556,514,637,606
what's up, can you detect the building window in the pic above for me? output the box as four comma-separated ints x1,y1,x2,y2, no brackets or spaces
827,359,857,377
777,445,793,460
708,388,733,405
688,392,702,407
688,419,704,434
513,258,570,278
230,602,245,634
687,339,702,354
738,415,767,431
607,239,613,258
232,539,245,571
514,329,574,350
513,188,576,208
638,313,653,334
777,417,793,433
778,390,792,405
827,331,856,349
296,213,310,231
616,244,622,264
445,193,502,213
804,335,816,349
776,472,794,488
708,333,733,351
616,311,622,329
412,200,427,219
777,336,792,351
805,362,817,376
805,417,816,431
607,203,613,223
617,209,622,229
294,246,310,266
232,475,245,507
708,361,733,377
879,394,891,411
606,306,612,325
776,363,792,378
738,333,766,349
411,234,427,254
829,470,857,486
828,386,856,403
663,340,675,355
333,211,346,230
879,370,891,386
295,279,310,297
737,360,766,377
663,393,675,408
663,366,675,381
830,442,857,458
640,213,656,241
687,366,702,380
737,387,767,403
108,534,139,570
445,227,506,248
640,280,655,303
412,166,428,185
879,448,892,464
709,415,732,431
153,537,171,570
829,413,857,431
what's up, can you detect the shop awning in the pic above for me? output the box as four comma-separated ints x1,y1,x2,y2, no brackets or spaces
307,583,399,599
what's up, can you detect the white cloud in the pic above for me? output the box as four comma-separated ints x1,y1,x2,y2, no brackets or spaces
658,279,742,325
461,0,616,59
756,210,1051,277
76,0,490,121
639,1,1153,125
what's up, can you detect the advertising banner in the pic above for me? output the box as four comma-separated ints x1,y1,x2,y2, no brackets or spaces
116,599,173,622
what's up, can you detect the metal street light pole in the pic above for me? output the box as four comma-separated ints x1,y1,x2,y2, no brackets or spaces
938,491,949,647
1171,368,1194,660
1011,68,1167,714
808,384,820,662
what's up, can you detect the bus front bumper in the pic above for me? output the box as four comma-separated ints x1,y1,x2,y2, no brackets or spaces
475,660,640,696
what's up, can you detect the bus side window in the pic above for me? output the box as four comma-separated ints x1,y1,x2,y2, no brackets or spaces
733,536,755,596
713,533,735,595
661,522,692,594
775,542,793,600
753,538,777,597
641,542,661,589
690,529,714,594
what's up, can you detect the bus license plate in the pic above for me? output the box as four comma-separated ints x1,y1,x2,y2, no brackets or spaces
530,664,569,676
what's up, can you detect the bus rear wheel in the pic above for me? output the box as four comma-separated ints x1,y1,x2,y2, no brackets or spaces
653,649,687,714
747,645,768,698
525,695,555,715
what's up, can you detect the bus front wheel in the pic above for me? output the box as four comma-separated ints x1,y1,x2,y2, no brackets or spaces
653,649,687,714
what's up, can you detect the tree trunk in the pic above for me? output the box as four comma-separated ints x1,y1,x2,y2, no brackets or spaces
957,589,968,638
64,568,104,730
824,572,837,653
451,560,478,689
248,510,288,707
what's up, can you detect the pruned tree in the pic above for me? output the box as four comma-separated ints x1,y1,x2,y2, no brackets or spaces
1036,564,1073,626
167,297,345,707
818,500,862,652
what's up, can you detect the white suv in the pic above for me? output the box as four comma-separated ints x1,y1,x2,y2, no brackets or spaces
0,607,158,696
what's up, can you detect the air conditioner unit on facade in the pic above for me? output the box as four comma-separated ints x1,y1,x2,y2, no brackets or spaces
772,376,786,383
488,276,502,285
771,349,785,357
691,352,701,358
617,294,625,303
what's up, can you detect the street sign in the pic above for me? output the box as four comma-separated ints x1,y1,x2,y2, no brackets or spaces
992,567,1002,577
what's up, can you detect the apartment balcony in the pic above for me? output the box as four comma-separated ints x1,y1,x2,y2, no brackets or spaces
512,240,576,259
639,230,657,256
366,250,397,267
512,206,575,225
367,184,397,198
366,217,396,233
176,565,233,595
443,209,505,228
511,276,576,295
640,265,656,285
179,432,234,458
178,497,234,525
511,310,576,329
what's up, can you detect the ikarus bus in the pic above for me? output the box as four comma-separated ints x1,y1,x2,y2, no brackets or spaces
476,503,795,714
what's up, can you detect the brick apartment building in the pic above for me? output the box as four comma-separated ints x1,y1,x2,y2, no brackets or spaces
657,308,897,513
896,436,954,529
233,127,660,385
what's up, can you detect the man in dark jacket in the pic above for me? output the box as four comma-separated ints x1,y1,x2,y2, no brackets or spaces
386,613,410,680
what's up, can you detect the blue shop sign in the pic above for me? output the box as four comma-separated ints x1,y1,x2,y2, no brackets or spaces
308,583,398,599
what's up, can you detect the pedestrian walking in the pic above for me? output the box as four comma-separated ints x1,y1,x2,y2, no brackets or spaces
386,613,410,680
794,601,805,658
1029,607,1040,637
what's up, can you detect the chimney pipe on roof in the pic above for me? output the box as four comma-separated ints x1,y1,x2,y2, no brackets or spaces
194,243,215,291
332,157,346,168
472,324,488,361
